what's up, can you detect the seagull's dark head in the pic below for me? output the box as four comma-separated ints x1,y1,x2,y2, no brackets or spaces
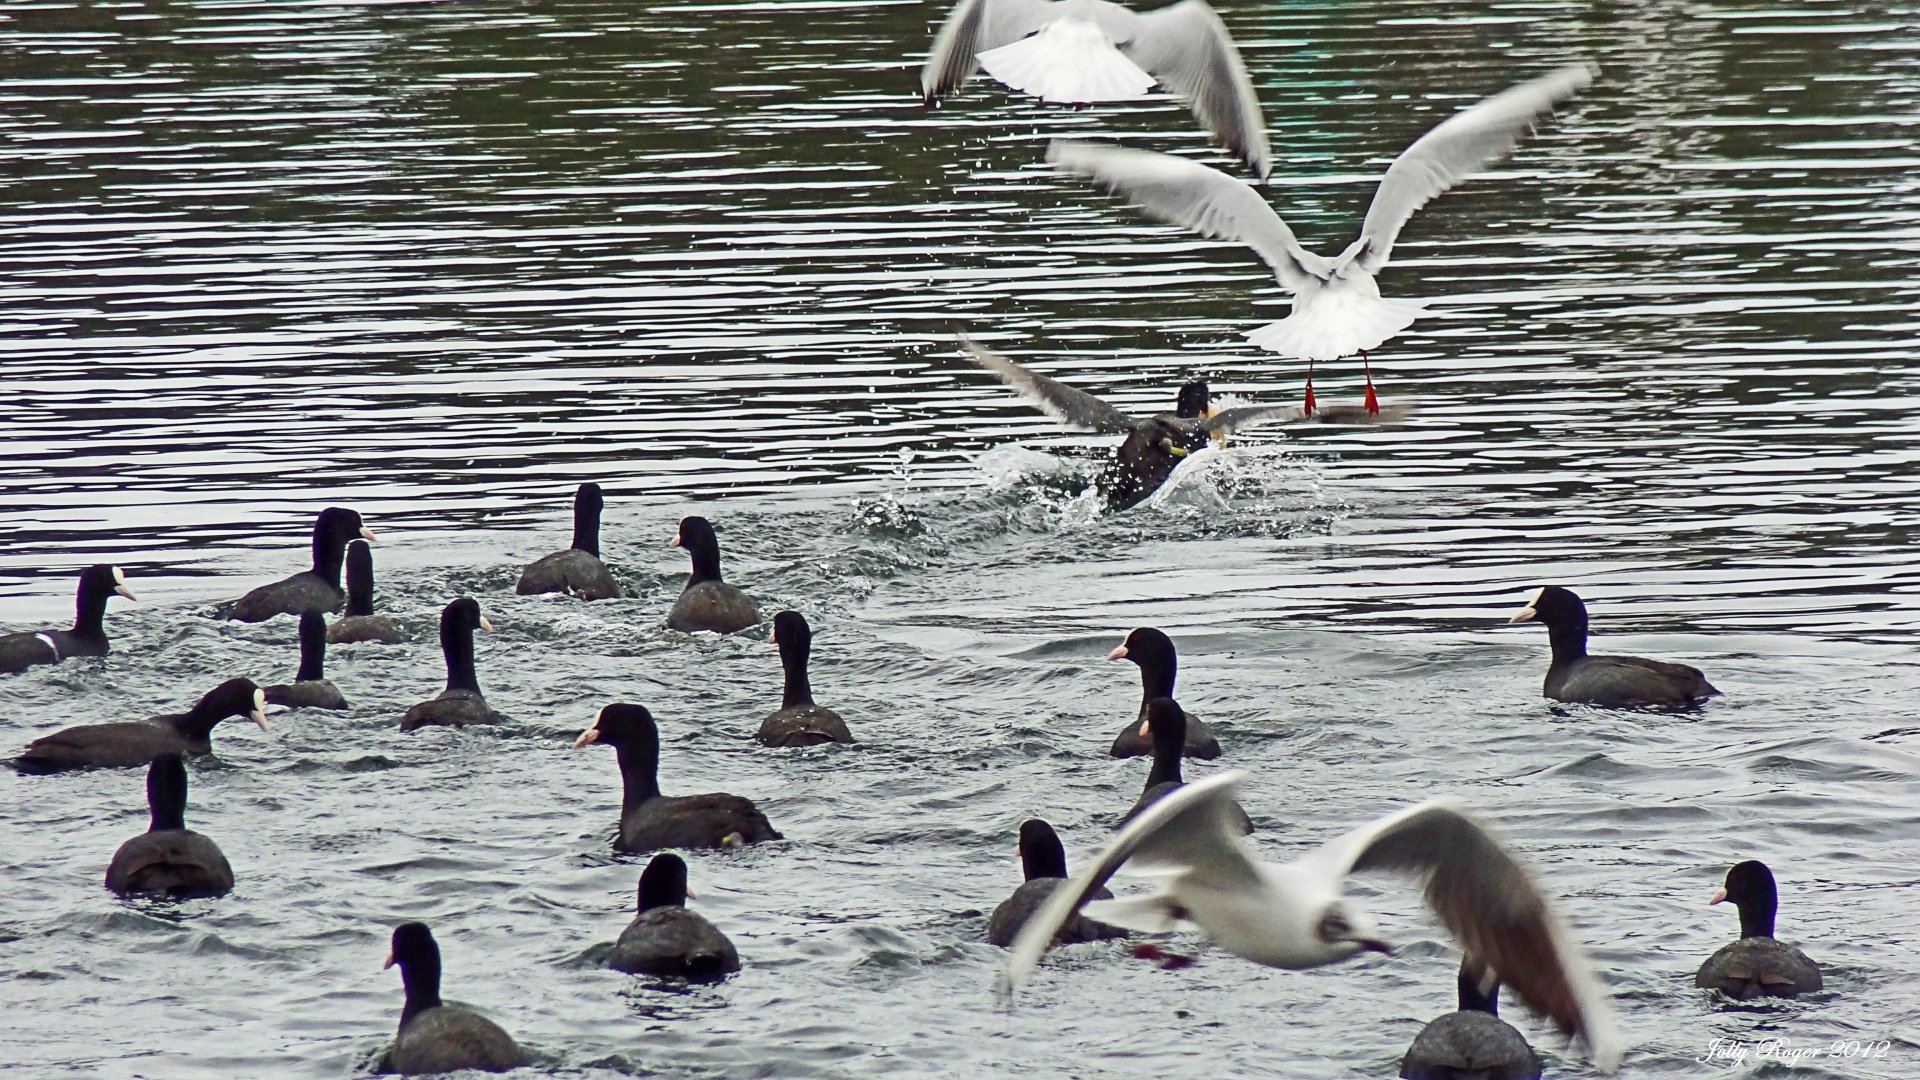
1316,906,1391,957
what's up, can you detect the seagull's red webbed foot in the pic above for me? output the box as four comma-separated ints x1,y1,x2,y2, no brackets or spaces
1131,942,1196,970
1361,350,1380,416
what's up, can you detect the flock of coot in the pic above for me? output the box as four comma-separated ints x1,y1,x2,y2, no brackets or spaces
3,0,1834,1074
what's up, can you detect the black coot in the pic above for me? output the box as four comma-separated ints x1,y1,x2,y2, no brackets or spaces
0,564,136,675
1510,586,1720,706
516,482,619,600
328,540,404,645
757,611,853,746
1106,628,1219,759
382,922,527,1075
604,853,740,980
400,598,499,731
574,703,781,852
16,678,267,773
265,611,348,710
665,516,760,634
986,819,1125,948
1695,860,1823,999
104,753,234,899
230,507,374,622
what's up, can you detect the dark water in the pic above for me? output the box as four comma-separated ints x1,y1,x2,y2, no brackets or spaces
4,0,1920,1076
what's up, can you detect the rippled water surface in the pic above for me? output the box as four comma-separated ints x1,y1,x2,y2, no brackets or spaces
4,0,1920,1076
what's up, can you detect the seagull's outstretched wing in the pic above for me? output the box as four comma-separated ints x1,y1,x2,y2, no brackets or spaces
999,770,1258,1002
1047,140,1334,293
921,0,1062,103
1121,0,1271,179
1344,63,1596,275
1307,799,1621,1073
960,335,1138,434
1194,403,1302,435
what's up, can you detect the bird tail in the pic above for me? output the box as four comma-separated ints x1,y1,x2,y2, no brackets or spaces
1246,294,1425,362
977,20,1155,104
1082,892,1198,934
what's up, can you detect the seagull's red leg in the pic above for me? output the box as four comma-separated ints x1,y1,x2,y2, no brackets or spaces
1361,349,1379,415
1303,356,1317,417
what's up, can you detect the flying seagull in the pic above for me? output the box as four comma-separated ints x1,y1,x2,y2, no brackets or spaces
1046,63,1596,415
961,335,1397,508
998,770,1622,1074
921,0,1271,179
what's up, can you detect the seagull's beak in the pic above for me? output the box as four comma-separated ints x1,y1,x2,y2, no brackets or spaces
1107,645,1128,661
1356,938,1393,955
1137,719,1152,738
574,726,600,748
360,526,377,544
250,689,269,730
479,615,495,633
1709,888,1728,906
115,584,137,601
382,950,396,970
1508,606,1537,624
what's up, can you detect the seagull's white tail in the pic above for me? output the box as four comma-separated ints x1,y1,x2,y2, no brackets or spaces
1082,892,1198,934
1246,293,1425,362
977,20,1155,104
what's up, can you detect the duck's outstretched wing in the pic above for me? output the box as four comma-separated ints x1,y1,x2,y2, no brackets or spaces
1344,63,1596,275
1047,140,1333,292
960,335,1138,434
921,0,1062,103
1307,799,1621,1072
1122,0,1270,179
999,770,1258,1003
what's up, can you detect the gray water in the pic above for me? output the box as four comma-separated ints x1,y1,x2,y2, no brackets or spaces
4,0,1920,1076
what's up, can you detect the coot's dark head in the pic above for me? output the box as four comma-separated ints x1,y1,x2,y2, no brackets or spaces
1016,818,1068,881
575,482,604,514
79,564,137,604
1455,961,1501,1016
344,540,376,614
571,483,606,556
316,506,375,546
440,597,493,638
669,516,725,583
1140,696,1188,759
574,702,658,749
770,610,811,655
384,921,443,1021
295,610,328,681
146,752,189,832
1712,859,1780,939
1109,627,1179,698
200,677,270,731
1509,585,1587,628
1174,380,1210,419
638,853,691,912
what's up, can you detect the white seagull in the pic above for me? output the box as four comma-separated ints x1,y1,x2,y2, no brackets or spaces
998,771,1622,1074
921,0,1271,179
1045,62,1596,416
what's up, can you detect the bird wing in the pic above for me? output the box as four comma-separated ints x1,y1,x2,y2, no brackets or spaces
1307,799,1621,1072
1563,655,1716,704
1193,403,1304,435
959,334,1139,433
921,0,1063,103
1344,63,1596,275
1046,140,1334,293
1120,0,1271,179
999,770,1260,1002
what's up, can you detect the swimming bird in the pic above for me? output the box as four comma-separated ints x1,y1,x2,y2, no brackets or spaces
104,753,235,900
1400,961,1542,1080
1107,626,1219,758
1509,586,1719,707
15,678,268,773
516,482,620,601
328,540,404,645
400,598,499,731
666,516,760,634
574,703,782,853
605,853,741,980
999,771,1621,1074
1695,860,1823,1000
230,507,375,622
382,922,528,1076
987,819,1126,948
964,336,1395,511
264,611,349,711
759,611,854,747
1045,63,1596,415
0,564,136,675
921,0,1270,179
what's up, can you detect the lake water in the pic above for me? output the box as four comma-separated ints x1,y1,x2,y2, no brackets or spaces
3,0,1919,1076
